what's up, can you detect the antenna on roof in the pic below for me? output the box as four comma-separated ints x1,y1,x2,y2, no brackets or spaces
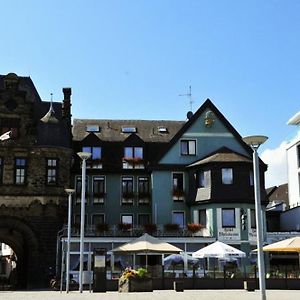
179,85,193,111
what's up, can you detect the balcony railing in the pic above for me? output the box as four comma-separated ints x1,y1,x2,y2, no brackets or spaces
68,224,209,238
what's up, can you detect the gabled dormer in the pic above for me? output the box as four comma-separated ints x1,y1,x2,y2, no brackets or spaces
81,133,103,169
156,99,252,166
123,133,145,169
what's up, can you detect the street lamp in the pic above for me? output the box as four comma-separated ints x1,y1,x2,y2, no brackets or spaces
242,135,268,300
65,188,75,293
77,152,91,293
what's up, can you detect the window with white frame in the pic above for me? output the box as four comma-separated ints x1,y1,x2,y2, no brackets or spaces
122,176,134,204
180,140,196,156
222,208,235,228
222,168,233,185
15,157,27,184
92,176,105,204
121,214,133,225
172,211,185,228
92,214,105,226
138,214,151,226
199,170,211,188
46,158,58,184
75,177,88,204
138,177,150,204
297,144,300,168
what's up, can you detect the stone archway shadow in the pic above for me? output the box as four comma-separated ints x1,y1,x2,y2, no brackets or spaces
0,216,42,289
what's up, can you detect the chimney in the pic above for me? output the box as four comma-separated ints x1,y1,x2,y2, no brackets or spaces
62,87,72,119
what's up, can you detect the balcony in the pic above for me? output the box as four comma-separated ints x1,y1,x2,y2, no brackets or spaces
69,224,210,238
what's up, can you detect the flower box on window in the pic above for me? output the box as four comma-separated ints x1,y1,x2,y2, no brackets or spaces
164,223,180,232
187,223,204,233
96,223,109,233
123,157,144,164
118,223,132,231
143,223,157,234
172,189,185,198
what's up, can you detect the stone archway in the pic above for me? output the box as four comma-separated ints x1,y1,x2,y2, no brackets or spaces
0,216,42,289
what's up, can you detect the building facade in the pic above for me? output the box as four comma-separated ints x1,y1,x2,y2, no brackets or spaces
0,73,73,288
68,99,267,278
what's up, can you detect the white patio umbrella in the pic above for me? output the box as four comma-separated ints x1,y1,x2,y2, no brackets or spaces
192,241,246,259
111,233,182,269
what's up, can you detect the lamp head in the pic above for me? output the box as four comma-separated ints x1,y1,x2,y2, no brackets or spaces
77,152,92,160
242,135,268,149
65,188,75,195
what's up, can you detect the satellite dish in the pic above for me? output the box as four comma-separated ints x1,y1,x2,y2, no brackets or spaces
187,111,193,120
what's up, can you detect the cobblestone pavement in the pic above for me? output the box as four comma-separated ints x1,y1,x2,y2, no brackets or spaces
1,289,300,300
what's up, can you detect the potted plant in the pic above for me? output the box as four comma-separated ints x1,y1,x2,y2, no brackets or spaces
96,223,109,233
118,267,152,292
143,223,157,234
187,223,203,234
164,223,180,232
118,223,132,231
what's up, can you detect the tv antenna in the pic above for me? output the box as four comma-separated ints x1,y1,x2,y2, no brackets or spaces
179,85,193,111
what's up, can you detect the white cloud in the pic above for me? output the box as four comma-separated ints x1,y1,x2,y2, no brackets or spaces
260,142,288,188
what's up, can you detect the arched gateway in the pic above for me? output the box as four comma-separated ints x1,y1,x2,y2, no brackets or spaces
0,216,42,288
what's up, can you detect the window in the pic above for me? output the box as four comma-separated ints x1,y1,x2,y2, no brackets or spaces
297,144,300,168
172,212,184,228
172,173,184,200
75,177,88,204
138,214,151,226
92,176,105,204
82,146,102,168
158,126,168,133
122,176,134,204
222,208,235,228
92,214,105,226
250,209,256,229
0,158,3,184
199,170,211,188
199,209,207,227
138,177,150,204
15,158,27,184
46,158,58,184
122,126,137,133
249,170,254,186
123,147,144,169
222,168,233,185
180,140,196,155
0,118,20,139
74,214,87,226
121,214,133,225
86,125,100,132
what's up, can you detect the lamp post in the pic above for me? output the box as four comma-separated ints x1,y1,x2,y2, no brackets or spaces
65,188,75,293
77,152,91,293
242,135,268,300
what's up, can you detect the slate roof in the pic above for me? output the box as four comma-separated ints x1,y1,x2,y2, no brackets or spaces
187,147,252,167
266,183,289,204
72,119,185,143
0,74,42,103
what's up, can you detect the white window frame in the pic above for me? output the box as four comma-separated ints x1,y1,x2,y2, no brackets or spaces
180,139,197,156
222,168,233,185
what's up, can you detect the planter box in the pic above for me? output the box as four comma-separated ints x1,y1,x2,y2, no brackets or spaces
244,280,255,291
118,277,153,292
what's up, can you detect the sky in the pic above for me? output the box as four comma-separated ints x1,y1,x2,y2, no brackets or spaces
1,0,299,187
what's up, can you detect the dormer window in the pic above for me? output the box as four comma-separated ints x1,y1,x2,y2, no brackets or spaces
123,147,144,169
82,146,102,169
86,125,100,132
158,126,168,133
122,126,137,133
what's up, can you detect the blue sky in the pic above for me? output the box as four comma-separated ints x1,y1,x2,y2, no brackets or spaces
1,0,299,186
